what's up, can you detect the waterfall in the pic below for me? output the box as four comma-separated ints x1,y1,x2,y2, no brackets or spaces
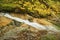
0,13,60,40
3,13,59,32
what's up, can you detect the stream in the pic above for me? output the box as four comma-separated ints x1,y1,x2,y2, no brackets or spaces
0,13,60,40
0,13,58,32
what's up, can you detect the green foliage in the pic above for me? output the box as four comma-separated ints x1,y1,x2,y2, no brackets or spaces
0,0,60,18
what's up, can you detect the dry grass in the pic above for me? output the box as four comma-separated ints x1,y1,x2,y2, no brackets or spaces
0,16,12,26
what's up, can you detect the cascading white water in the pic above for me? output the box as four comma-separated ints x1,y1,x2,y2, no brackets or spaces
0,13,60,40
4,13,46,30
2,13,59,32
